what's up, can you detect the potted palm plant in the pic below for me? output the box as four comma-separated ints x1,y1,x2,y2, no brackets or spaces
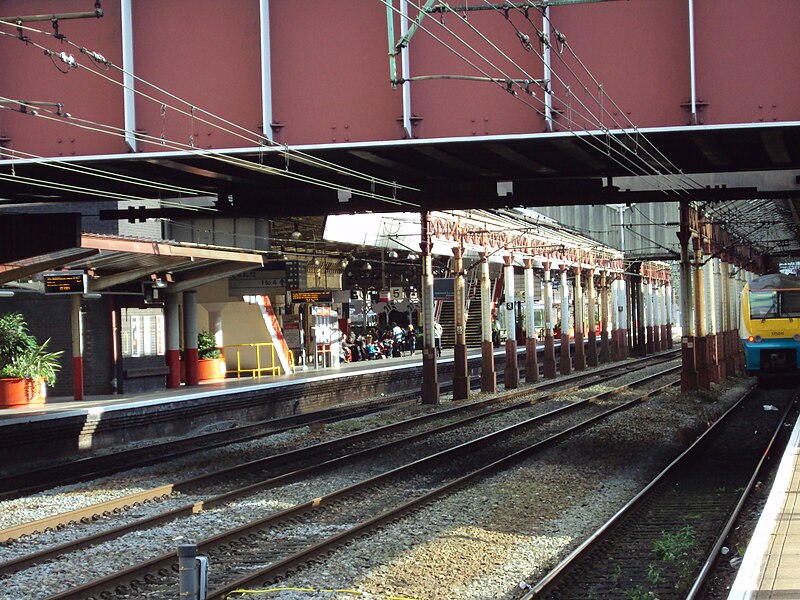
197,329,226,382
0,312,63,407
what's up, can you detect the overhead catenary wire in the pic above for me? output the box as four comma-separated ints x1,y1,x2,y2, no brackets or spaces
532,2,705,193
473,0,701,200
387,0,698,200
0,91,415,208
0,21,418,201
0,132,210,200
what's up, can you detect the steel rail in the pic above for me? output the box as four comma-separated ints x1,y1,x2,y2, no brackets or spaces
210,380,680,599
522,383,796,599
0,358,676,574
41,373,680,600
0,353,678,548
0,393,416,500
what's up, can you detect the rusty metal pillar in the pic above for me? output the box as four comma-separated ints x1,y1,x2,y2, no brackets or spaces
665,280,674,349
479,251,496,393
573,266,586,371
705,255,721,383
524,258,539,383
620,273,630,359
503,254,519,389
587,268,598,367
635,271,646,357
679,202,698,391
645,276,655,354
610,275,621,361
542,262,557,378
452,245,469,400
559,264,572,375
659,280,668,351
420,213,440,405
721,258,736,377
735,267,746,373
693,235,711,390
599,270,611,363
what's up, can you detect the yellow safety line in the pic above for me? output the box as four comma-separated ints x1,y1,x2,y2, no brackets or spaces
225,587,419,600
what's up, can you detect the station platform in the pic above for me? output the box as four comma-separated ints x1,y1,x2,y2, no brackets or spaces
728,411,800,599
0,345,510,471
0,346,450,425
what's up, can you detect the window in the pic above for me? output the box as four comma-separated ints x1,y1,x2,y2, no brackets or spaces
122,308,165,357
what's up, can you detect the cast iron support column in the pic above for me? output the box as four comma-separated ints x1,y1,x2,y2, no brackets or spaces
70,294,84,401
610,276,620,361
693,236,711,390
452,245,469,400
645,277,655,354
573,267,586,371
735,267,746,373
165,292,181,389
705,256,720,383
716,257,728,379
183,290,199,386
586,268,598,367
599,270,610,363
542,263,557,378
560,264,572,375
420,214,439,405
479,251,496,392
619,273,630,359
636,272,646,357
503,254,519,389
665,281,674,349
679,207,698,391
524,258,539,383
659,281,668,350
721,258,735,377
651,279,661,352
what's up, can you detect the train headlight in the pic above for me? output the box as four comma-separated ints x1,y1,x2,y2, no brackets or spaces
748,335,762,343
794,334,800,342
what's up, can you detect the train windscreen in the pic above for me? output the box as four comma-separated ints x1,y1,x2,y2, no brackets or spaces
750,290,800,320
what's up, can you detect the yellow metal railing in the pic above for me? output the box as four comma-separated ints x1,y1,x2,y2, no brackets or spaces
223,343,294,378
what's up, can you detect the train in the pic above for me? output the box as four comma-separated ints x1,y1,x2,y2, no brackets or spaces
740,273,800,381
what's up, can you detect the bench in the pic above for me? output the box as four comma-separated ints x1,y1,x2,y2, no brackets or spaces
123,366,170,379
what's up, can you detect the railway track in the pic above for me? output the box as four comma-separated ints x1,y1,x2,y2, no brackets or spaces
0,353,679,546
0,349,678,501
524,383,798,600
0,393,417,500
0,356,680,597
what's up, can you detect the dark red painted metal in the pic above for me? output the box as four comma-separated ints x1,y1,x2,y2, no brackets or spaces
2,1,800,157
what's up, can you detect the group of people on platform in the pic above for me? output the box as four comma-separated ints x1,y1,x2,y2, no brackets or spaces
339,322,418,363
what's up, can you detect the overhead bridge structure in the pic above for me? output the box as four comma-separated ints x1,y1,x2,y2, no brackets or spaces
1,1,800,401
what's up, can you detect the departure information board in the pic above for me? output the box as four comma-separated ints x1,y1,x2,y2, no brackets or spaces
43,271,87,295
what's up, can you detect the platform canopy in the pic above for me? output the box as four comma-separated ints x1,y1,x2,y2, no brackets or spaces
0,231,264,296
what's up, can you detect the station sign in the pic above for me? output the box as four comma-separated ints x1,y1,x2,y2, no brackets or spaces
229,268,287,295
43,270,87,295
433,278,455,301
290,289,333,303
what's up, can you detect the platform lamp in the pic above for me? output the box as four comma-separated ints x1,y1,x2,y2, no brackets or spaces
388,249,399,259
406,251,418,261
290,221,302,240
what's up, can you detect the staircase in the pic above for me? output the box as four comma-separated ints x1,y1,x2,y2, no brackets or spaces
439,279,484,349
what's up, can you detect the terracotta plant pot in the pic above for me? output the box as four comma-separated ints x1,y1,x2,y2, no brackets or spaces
0,377,46,408
198,357,226,382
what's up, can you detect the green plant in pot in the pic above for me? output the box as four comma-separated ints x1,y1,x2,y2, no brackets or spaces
0,312,63,406
196,329,225,382
197,329,221,360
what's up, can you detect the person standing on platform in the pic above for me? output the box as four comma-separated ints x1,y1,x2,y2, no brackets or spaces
433,319,443,357
406,323,416,355
391,322,404,357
